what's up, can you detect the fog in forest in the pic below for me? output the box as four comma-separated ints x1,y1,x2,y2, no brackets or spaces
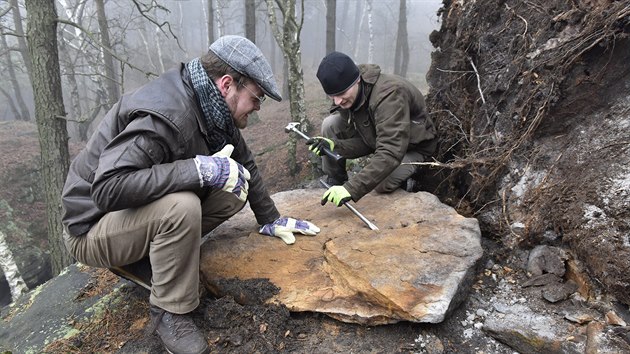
1,0,441,131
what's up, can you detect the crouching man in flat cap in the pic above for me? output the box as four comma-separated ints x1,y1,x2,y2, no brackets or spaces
310,51,438,207
61,35,319,354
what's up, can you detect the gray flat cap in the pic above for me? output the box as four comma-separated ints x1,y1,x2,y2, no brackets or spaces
210,35,282,102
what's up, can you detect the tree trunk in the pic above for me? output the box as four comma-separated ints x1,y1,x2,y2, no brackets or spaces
9,0,33,77
351,0,362,58
0,231,28,302
216,1,224,37
394,0,409,77
245,0,256,43
366,0,374,63
325,0,336,54
338,0,349,52
0,87,22,121
25,0,73,275
266,0,307,175
0,33,30,121
94,0,120,106
207,0,215,45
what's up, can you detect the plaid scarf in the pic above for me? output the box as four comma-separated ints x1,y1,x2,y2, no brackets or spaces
186,58,237,152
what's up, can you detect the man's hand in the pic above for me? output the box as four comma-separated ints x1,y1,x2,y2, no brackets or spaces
306,136,335,156
321,185,352,207
259,217,320,245
194,144,250,203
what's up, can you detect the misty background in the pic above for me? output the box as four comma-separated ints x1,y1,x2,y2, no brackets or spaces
1,0,441,139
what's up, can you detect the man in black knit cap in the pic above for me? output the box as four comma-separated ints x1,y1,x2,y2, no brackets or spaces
309,51,439,207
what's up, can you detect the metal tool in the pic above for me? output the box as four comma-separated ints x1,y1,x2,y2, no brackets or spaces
319,179,379,231
284,122,343,163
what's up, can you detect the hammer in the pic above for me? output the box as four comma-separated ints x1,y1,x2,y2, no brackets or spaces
285,122,379,231
284,122,343,163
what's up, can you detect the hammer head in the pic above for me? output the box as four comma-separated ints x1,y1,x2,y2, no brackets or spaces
284,122,300,133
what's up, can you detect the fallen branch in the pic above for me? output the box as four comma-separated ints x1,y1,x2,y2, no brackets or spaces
401,158,490,169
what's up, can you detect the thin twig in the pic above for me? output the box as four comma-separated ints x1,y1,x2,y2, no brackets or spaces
401,158,489,169
436,67,474,74
56,18,158,79
469,58,486,104
505,3,528,37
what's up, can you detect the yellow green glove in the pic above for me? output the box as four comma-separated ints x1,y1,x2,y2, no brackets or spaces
321,185,352,207
306,136,335,156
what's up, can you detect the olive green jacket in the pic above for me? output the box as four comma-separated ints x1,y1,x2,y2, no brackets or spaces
334,64,438,200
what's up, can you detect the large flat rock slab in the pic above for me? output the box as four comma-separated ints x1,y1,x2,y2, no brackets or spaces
200,189,482,325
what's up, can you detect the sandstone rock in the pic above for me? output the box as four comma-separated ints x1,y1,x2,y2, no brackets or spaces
200,189,482,325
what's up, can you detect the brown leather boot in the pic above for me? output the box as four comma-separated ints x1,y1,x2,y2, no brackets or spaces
150,305,210,354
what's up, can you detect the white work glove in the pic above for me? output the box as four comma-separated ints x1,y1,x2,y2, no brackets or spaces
259,217,320,245
194,144,250,203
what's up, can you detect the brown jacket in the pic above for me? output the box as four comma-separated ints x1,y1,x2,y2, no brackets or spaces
334,64,438,200
61,64,279,237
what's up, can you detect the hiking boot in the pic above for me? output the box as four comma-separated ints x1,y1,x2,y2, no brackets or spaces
150,305,210,354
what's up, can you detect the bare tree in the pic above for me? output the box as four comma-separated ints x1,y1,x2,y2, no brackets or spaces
57,0,110,141
394,0,409,77
0,33,30,121
266,0,307,174
0,87,22,121
9,0,32,76
216,0,225,36
325,0,336,54
24,0,72,275
206,0,215,45
245,0,256,42
366,0,374,63
351,0,362,57
95,0,120,106
335,0,351,53
0,231,28,301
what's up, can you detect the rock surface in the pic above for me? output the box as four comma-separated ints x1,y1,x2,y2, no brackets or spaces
200,189,483,325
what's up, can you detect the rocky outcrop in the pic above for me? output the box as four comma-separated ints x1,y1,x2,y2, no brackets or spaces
200,189,483,325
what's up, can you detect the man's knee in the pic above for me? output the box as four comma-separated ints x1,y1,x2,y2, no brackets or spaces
374,182,398,194
159,192,202,226
321,113,343,137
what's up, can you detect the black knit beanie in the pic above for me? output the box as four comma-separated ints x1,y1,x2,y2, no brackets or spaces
316,51,360,96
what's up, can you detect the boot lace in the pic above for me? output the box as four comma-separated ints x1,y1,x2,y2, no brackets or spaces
164,312,198,339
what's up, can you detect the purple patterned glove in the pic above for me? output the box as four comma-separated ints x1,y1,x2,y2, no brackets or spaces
259,217,320,245
194,144,250,202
